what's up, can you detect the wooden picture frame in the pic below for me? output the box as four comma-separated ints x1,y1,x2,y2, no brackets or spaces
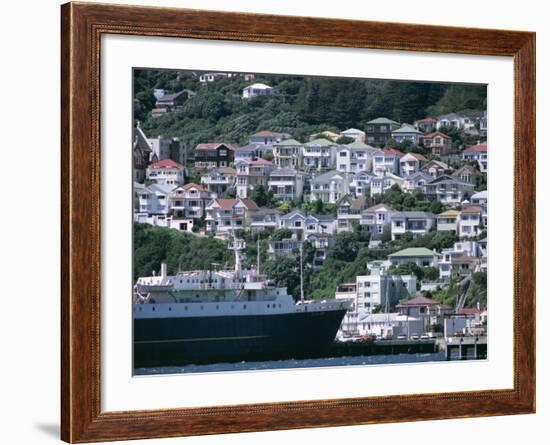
61,1,535,442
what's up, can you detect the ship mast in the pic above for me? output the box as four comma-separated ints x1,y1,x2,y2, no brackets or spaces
256,236,260,275
299,242,305,303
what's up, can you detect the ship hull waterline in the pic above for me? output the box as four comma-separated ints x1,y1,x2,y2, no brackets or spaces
133,309,347,368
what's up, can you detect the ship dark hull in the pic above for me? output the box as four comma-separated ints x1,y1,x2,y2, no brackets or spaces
134,309,347,368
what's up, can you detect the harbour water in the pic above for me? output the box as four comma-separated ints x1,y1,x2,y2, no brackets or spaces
134,351,446,376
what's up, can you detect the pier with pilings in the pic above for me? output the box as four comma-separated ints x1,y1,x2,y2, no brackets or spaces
437,336,487,360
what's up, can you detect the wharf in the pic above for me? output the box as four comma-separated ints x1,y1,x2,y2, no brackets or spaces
437,336,487,360
330,339,437,357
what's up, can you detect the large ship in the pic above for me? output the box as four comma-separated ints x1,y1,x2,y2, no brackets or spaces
133,235,351,368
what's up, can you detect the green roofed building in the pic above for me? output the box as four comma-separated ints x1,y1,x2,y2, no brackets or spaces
273,139,303,169
388,247,441,268
365,117,401,147
303,139,337,171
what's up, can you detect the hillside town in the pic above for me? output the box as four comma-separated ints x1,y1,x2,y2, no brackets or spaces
133,74,488,347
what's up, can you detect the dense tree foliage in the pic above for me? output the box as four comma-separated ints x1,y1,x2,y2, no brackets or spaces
133,223,233,281
134,70,486,154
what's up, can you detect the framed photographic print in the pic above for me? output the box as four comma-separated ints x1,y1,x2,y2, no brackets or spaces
61,1,535,442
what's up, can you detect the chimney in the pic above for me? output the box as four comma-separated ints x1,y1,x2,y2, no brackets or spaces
160,262,167,280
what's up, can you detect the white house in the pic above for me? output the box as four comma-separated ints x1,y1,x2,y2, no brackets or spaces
235,158,275,198
146,159,185,186
402,172,432,193
302,138,337,171
360,204,396,238
336,142,376,174
242,83,278,98
135,183,173,217
458,205,484,238
278,210,335,240
399,152,428,177
349,171,376,197
200,167,236,197
369,173,404,197
272,139,303,168
390,211,435,240
355,267,417,314
372,148,404,176
170,183,212,220
462,143,488,173
205,198,259,234
340,128,366,143
436,113,463,130
310,170,352,203
267,168,305,202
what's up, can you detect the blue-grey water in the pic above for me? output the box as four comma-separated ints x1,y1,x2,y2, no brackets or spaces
134,352,447,376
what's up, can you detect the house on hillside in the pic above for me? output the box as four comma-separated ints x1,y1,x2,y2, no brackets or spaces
272,139,303,168
436,209,460,232
268,168,305,202
421,131,452,156
391,124,424,144
399,152,428,177
133,127,153,183
310,170,352,203
194,143,237,169
462,143,488,173
249,130,289,146
390,212,435,240
278,210,336,240
242,83,278,98
372,148,404,176
336,195,369,232
336,142,377,174
388,247,441,268
360,203,396,238
458,205,484,238
414,117,437,133
170,183,211,220
205,198,259,234
146,159,185,186
370,173,404,197
340,128,366,143
200,167,236,197
349,171,376,197
151,89,195,117
436,113,463,130
452,164,483,188
302,138,337,171
235,158,275,199
402,172,432,193
365,117,401,146
421,160,449,179
424,175,474,206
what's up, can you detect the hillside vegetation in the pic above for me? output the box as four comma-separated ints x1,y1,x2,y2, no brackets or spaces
134,70,486,152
